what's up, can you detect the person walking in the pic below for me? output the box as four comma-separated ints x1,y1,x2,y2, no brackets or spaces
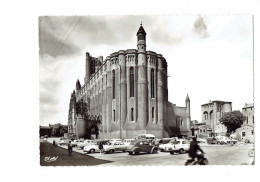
68,141,72,156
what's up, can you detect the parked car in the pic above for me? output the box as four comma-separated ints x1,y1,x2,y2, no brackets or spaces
159,139,180,152
137,134,155,142
215,136,237,145
77,140,95,149
57,139,70,146
103,142,128,154
123,139,136,145
109,139,122,144
229,138,238,144
126,140,158,155
71,139,82,147
206,137,218,145
95,139,110,145
168,139,191,154
83,141,110,153
158,138,176,145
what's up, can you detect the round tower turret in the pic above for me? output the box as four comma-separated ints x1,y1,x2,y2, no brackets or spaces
137,23,148,129
137,23,146,53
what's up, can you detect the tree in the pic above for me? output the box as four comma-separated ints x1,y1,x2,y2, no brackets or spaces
74,98,101,139
84,115,101,139
219,110,246,134
75,99,88,116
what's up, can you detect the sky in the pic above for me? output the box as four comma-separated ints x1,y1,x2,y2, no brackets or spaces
39,15,253,126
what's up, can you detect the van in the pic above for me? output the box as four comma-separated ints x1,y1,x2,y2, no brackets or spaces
215,136,231,145
137,134,155,142
123,139,136,145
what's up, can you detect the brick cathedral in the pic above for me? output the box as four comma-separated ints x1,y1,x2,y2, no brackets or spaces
68,24,192,139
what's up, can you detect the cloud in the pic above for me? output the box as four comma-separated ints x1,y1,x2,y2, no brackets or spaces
39,16,141,58
39,16,186,59
149,25,184,45
193,15,209,38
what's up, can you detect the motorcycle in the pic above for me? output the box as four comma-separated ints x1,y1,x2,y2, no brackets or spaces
185,153,208,165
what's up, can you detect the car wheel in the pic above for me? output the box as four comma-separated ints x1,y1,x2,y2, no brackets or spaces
170,151,175,155
179,148,185,154
248,149,254,157
128,152,133,155
90,149,95,153
109,149,114,154
153,148,158,154
134,152,139,155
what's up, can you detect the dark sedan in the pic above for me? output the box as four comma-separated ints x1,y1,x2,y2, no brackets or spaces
126,140,158,155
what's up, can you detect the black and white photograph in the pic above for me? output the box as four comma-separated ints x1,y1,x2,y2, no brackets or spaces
2,1,259,182
39,15,254,166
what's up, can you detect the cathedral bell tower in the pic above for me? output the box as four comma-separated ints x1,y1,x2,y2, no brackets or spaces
185,94,191,136
137,22,146,53
137,23,148,129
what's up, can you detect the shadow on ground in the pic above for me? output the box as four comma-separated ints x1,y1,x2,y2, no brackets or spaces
40,142,112,166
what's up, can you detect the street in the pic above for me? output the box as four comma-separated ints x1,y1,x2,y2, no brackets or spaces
41,138,254,166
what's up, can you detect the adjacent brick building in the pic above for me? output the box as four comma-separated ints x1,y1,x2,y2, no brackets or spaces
201,100,232,136
234,103,254,142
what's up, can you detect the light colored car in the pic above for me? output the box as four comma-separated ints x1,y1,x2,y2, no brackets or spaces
167,139,191,154
109,139,122,144
159,139,179,152
57,139,70,146
77,140,95,149
83,141,110,153
137,134,155,142
123,139,136,145
215,136,237,145
103,142,128,154
71,139,82,147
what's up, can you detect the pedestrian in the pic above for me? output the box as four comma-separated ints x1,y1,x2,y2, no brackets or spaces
68,141,72,156
53,140,56,146
98,142,104,152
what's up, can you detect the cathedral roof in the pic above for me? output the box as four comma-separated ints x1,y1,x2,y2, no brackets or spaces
76,79,81,90
136,25,146,35
243,103,254,109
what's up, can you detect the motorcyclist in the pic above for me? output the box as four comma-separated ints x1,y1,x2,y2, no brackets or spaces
188,137,205,162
